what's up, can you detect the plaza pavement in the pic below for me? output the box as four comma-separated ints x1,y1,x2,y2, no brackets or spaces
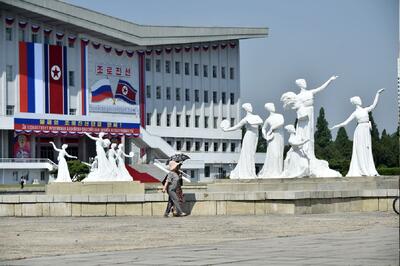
0,212,398,265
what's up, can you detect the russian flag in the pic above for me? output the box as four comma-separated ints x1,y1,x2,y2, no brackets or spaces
115,79,136,105
44,44,68,114
19,42,45,113
91,79,114,102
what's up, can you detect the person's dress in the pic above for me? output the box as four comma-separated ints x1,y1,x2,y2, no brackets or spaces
258,114,284,178
85,138,115,181
294,90,341,177
346,110,379,176
282,135,309,178
116,151,134,181
230,121,259,179
54,150,72,182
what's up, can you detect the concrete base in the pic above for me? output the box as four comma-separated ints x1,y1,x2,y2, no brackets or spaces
46,181,144,195
0,176,398,216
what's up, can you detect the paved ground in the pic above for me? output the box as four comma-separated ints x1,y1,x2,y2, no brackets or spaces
0,212,398,265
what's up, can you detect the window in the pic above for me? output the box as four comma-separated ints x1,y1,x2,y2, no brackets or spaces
204,91,209,103
231,143,236,152
213,142,219,152
166,114,171,127
69,108,76,115
222,92,226,104
56,40,63,46
194,90,199,102
204,116,209,128
156,59,161,72
203,65,208,77
185,62,190,75
176,114,181,127
6,105,14,116
68,39,74,48
212,65,217,78
44,34,50,44
195,141,200,151
145,58,151,71
185,115,190,127
18,29,25,41
195,116,200,128
221,66,226,79
156,113,161,126
6,65,13,82
185,88,190,101
31,33,38,43
176,141,182,151
146,85,151,98
146,113,151,125
230,67,234,79
205,166,210,177
6,28,12,41
156,86,161,99
194,64,199,76
175,88,181,101
212,91,217,104
222,142,227,152
166,87,171,100
230,93,235,104
40,171,45,181
165,60,171,73
68,71,74,86
204,142,209,152
230,118,235,127
175,61,180,74
213,117,218,128
186,141,191,151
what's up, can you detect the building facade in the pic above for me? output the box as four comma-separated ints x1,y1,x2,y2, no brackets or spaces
0,0,267,183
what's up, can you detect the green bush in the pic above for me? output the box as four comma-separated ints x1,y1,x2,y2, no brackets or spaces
50,160,90,181
377,167,400,176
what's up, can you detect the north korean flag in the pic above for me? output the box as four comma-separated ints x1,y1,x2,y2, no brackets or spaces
115,80,136,105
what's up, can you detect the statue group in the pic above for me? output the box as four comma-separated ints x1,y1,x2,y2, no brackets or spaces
51,132,134,182
222,76,384,179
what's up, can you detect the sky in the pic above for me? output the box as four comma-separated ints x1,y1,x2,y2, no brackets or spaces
65,0,399,137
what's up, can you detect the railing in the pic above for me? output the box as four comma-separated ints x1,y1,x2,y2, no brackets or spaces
0,158,57,168
154,159,191,183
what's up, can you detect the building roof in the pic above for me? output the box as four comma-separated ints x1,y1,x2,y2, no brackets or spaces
0,0,268,47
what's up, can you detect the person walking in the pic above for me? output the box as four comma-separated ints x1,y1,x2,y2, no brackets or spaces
162,160,187,217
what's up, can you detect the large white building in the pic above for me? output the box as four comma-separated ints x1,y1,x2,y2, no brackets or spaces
0,0,268,183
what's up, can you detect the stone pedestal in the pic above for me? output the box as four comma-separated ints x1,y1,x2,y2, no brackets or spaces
46,181,144,195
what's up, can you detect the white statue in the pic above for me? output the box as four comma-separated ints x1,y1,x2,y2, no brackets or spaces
221,103,263,179
281,76,341,178
107,143,119,173
282,125,310,178
84,132,115,182
258,103,285,178
330,89,384,176
116,143,134,181
49,141,77,182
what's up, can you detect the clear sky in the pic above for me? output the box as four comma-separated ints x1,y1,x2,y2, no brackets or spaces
65,0,399,137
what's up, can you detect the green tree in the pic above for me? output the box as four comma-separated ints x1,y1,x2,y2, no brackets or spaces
330,127,353,175
314,107,333,160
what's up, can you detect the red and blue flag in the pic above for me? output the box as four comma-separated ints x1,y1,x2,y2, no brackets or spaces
115,79,136,105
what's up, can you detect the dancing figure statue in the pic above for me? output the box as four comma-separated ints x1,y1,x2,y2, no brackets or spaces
221,103,263,179
258,103,285,178
282,125,310,178
281,76,341,177
107,143,118,173
49,141,77,182
116,143,134,181
84,132,114,181
330,89,384,176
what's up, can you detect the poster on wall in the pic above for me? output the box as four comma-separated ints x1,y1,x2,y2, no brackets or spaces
13,134,31,158
87,44,140,122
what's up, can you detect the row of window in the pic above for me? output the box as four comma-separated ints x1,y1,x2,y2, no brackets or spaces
5,27,74,47
6,65,76,86
146,85,235,104
147,113,235,129
145,58,235,80
166,139,237,153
